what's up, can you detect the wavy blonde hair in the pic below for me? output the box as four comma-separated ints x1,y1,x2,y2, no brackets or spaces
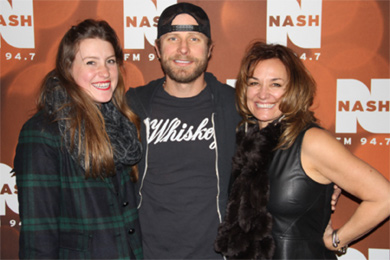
235,41,317,149
38,19,140,181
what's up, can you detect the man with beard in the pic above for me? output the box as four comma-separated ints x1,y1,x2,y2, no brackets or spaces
125,2,241,259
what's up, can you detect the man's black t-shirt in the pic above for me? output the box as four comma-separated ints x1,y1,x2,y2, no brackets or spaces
139,85,222,259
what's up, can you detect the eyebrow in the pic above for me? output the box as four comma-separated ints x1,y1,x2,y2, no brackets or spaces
80,54,116,61
249,76,286,81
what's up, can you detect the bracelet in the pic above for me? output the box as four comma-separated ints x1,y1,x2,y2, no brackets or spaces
332,229,348,254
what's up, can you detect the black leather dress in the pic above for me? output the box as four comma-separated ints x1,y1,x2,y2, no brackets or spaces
267,125,336,260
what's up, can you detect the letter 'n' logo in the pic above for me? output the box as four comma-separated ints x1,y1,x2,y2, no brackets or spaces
0,163,18,215
0,0,35,48
267,0,322,48
336,79,390,133
123,0,176,49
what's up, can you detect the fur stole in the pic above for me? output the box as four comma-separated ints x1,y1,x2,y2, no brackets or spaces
215,120,282,259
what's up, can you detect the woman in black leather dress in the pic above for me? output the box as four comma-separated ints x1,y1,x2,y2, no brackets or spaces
215,42,390,259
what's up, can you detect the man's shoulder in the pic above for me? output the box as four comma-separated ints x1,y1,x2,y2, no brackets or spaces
204,72,236,107
126,77,165,115
205,72,235,94
127,77,164,96
126,78,165,100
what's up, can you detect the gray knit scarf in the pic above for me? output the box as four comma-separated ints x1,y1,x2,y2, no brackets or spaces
44,76,142,175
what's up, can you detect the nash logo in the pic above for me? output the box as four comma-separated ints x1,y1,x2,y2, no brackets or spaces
267,0,322,48
0,163,18,215
0,0,35,48
336,79,390,133
123,0,177,49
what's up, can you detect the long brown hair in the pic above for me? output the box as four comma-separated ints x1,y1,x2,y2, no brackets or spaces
236,41,317,149
38,19,140,181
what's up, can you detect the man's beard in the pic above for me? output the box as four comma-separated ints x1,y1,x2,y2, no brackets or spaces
161,55,209,83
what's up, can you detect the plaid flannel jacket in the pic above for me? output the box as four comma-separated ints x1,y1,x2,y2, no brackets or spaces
14,111,143,259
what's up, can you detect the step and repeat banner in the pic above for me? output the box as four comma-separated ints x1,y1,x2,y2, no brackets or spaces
1,0,389,259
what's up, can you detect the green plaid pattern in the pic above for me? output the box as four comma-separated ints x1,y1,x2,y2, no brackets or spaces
14,111,143,259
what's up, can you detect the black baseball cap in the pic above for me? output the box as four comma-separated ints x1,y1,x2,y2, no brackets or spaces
157,2,211,39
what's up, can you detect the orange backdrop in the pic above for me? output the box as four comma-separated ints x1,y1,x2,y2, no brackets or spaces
1,1,389,259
